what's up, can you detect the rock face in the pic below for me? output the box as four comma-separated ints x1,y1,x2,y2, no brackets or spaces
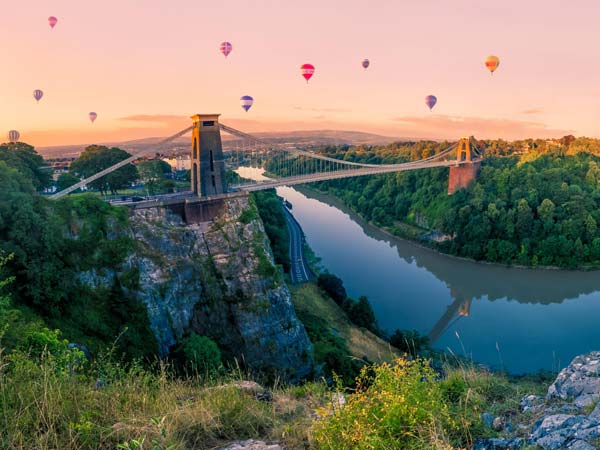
127,195,313,381
524,352,600,449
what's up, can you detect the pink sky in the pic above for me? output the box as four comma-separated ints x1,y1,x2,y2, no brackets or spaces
2,0,600,147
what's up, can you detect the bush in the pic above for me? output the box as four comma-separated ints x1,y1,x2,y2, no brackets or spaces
312,358,472,449
180,333,222,374
317,274,347,305
389,329,430,357
347,296,377,334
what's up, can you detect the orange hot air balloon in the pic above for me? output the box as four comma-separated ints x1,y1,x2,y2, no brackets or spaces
485,55,500,74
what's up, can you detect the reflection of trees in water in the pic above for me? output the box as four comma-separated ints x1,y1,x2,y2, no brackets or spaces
297,188,600,344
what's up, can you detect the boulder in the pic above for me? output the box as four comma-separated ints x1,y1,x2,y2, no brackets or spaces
473,438,524,450
520,394,544,412
220,440,282,450
547,352,600,408
482,412,494,428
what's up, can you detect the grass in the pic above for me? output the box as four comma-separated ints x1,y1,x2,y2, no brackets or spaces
0,349,330,450
290,283,396,365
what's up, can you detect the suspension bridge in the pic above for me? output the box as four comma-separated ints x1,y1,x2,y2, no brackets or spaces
50,113,483,202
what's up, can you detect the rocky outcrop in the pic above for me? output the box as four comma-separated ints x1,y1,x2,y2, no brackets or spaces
126,195,313,381
220,440,282,450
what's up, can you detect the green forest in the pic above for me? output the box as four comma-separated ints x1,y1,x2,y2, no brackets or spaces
285,137,600,269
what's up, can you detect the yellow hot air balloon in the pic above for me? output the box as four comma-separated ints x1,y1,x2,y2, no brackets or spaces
485,55,500,74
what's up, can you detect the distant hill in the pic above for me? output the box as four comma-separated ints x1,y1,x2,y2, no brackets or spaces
37,129,401,159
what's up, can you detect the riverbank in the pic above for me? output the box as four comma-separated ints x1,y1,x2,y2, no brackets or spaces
297,185,600,272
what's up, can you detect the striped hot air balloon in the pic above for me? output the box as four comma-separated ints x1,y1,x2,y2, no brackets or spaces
89,112,97,123
425,95,437,111
220,41,233,58
8,130,20,143
300,63,315,83
33,89,44,102
485,55,500,74
362,59,370,70
240,95,254,112
48,16,58,29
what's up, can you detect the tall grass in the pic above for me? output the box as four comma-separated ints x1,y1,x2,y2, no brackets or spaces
0,348,326,450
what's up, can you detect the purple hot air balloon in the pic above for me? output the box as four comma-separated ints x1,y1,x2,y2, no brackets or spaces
89,112,97,123
362,58,370,70
48,16,58,29
33,89,44,102
220,41,233,58
425,95,437,111
8,130,20,143
240,95,254,112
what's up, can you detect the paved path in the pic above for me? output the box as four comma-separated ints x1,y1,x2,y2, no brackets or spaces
283,206,314,284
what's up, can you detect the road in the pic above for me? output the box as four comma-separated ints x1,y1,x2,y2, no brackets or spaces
283,205,314,284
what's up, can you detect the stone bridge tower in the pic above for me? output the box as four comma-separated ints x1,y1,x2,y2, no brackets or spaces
190,114,228,197
448,136,482,194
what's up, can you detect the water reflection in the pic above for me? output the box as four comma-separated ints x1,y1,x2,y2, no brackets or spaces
277,185,600,373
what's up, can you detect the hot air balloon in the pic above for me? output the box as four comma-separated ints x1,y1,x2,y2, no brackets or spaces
362,59,370,70
485,55,500,74
300,63,315,83
220,41,233,58
33,89,44,102
48,16,58,29
89,112,97,123
240,95,254,112
8,130,20,143
425,95,437,111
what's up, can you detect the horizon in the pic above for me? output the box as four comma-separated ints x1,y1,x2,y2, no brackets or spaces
4,0,600,147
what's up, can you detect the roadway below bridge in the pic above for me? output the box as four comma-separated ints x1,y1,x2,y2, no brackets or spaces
283,205,314,284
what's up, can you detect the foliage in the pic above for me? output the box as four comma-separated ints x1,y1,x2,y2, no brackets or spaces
252,190,291,272
317,273,347,305
280,140,600,268
0,149,156,359
137,160,175,195
180,333,222,374
347,296,378,334
70,145,138,195
312,358,467,449
56,172,81,191
390,329,431,357
0,142,51,189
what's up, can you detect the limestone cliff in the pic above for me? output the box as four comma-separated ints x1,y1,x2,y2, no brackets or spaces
126,194,313,380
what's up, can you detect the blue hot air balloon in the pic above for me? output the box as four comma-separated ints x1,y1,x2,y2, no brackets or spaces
240,95,254,112
425,95,437,111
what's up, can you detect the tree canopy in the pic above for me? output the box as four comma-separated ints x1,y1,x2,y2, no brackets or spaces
70,145,138,195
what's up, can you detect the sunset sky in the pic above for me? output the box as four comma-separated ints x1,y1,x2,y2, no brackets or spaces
3,0,600,147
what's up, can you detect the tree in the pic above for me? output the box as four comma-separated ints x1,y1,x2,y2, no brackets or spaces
180,333,222,374
317,273,347,305
70,145,138,195
137,159,172,183
56,172,80,192
0,142,51,189
348,296,377,333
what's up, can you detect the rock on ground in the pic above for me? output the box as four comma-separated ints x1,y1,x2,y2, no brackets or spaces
220,440,282,450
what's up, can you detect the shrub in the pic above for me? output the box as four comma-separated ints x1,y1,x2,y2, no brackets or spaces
180,333,222,374
389,329,430,357
317,273,347,305
347,296,377,334
312,358,474,449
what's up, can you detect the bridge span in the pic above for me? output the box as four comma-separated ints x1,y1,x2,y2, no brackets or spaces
51,113,484,201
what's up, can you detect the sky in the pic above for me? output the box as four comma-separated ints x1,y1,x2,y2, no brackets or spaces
3,0,600,147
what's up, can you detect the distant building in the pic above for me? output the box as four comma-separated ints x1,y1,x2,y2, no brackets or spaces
45,157,76,180
162,155,191,171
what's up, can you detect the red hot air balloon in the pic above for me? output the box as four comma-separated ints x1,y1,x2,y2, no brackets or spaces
48,16,58,29
89,112,97,123
362,59,370,70
33,89,44,102
300,63,315,83
220,41,233,58
8,130,20,143
425,95,437,111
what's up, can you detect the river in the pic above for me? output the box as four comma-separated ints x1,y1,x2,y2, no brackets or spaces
275,185,600,374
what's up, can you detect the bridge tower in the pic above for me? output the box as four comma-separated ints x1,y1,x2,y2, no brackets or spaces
448,136,482,194
190,114,227,197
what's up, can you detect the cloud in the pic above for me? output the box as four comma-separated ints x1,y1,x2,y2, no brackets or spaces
292,106,350,113
389,115,572,140
118,114,189,127
521,108,544,115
